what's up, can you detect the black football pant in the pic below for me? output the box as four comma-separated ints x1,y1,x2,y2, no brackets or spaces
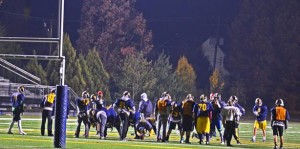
41,110,53,136
75,112,90,138
119,112,129,140
224,121,235,146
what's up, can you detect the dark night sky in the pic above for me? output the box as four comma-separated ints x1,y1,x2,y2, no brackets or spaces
0,0,240,89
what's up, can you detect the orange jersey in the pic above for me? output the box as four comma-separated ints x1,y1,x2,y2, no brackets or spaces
157,99,168,113
275,107,287,121
182,100,195,116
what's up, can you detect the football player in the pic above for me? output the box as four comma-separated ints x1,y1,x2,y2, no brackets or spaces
7,85,26,135
180,94,195,144
40,88,56,136
154,91,171,142
166,101,182,142
271,99,290,149
210,93,225,144
74,91,91,138
113,91,135,141
194,94,213,145
252,98,268,142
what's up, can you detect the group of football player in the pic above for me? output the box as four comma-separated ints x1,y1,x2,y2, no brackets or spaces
6,86,290,149
73,90,247,146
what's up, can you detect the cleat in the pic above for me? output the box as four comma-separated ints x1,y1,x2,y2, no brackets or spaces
19,132,27,135
251,138,256,142
237,140,241,144
262,139,266,142
48,134,54,136
185,141,191,144
7,131,13,134
180,138,184,144
227,144,233,147
205,141,210,145
274,145,278,149
221,141,225,145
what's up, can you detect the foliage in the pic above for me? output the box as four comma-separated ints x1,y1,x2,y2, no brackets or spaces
227,0,300,111
45,53,60,86
175,56,196,100
209,69,225,94
64,34,86,94
25,51,48,85
152,51,177,100
86,48,111,101
116,52,156,101
77,0,153,75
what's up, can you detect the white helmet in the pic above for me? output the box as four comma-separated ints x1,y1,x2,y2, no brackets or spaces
18,85,25,93
186,94,193,99
275,99,284,106
82,91,89,98
200,94,207,102
255,98,262,106
230,95,238,103
123,91,130,97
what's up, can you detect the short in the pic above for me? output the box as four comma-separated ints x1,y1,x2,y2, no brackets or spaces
196,117,210,134
13,111,21,121
272,125,284,136
254,120,267,130
181,116,193,131
168,121,181,130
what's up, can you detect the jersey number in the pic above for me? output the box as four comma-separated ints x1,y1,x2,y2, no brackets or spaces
198,104,206,111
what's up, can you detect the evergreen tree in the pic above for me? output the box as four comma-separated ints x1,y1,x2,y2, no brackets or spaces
86,49,111,101
153,51,177,100
78,53,92,93
63,34,86,94
25,51,48,85
117,52,156,101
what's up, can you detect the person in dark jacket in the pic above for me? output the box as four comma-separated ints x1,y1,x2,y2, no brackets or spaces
138,93,153,118
40,88,56,136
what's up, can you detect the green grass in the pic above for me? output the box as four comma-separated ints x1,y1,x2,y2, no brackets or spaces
0,115,299,149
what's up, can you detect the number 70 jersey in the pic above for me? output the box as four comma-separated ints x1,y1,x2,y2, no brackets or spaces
194,101,214,117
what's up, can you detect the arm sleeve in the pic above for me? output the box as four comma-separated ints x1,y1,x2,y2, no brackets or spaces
138,101,143,113
40,96,46,108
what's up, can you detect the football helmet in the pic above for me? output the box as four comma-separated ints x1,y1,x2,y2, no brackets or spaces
275,99,284,106
123,91,130,97
82,91,89,99
18,85,25,93
255,98,262,106
200,94,207,102
230,95,238,102
97,91,103,96
50,88,56,93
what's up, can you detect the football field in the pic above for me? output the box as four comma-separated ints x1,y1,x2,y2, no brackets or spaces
0,116,299,149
